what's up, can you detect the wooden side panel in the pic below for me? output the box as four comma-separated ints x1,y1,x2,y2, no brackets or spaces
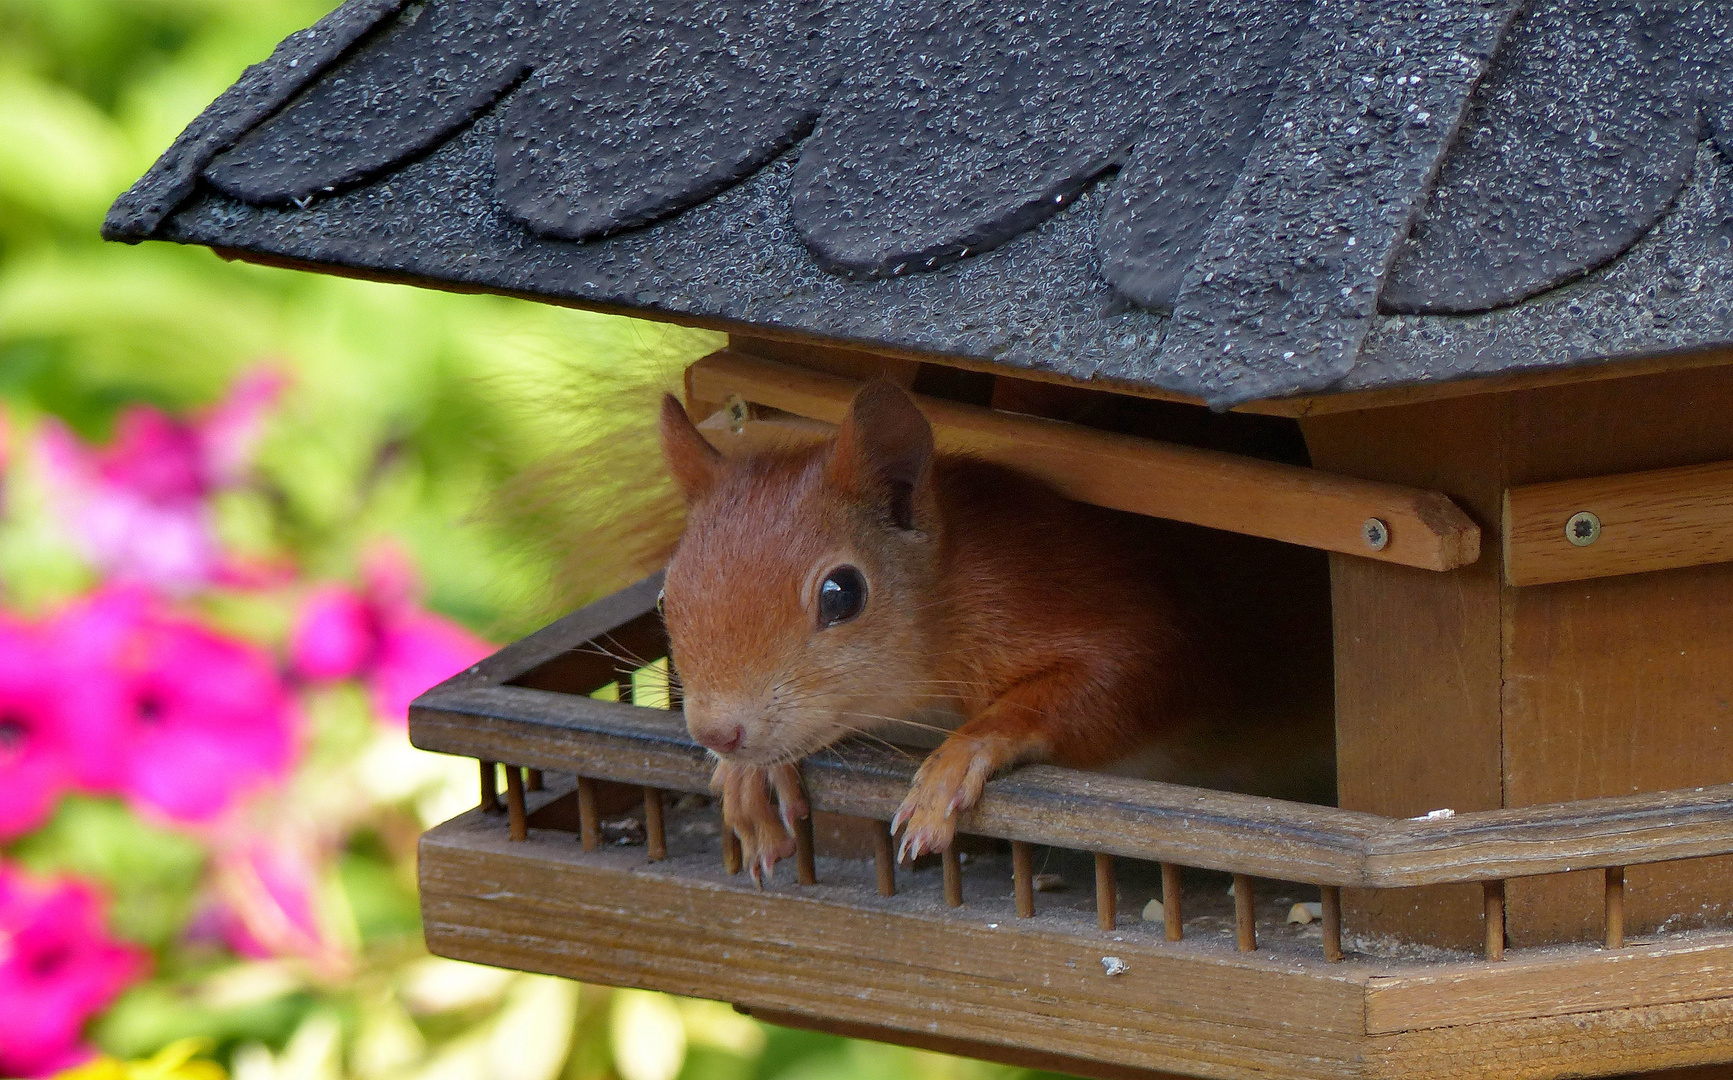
420,814,1367,1080
1499,367,1733,947
1368,996,1733,1080
1302,397,1509,951
1311,366,1733,950
1364,932,1733,1034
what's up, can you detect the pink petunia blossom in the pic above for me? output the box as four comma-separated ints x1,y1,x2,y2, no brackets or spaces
0,616,74,840
290,544,490,723
209,833,350,981
50,587,297,824
36,367,287,591
0,865,148,1077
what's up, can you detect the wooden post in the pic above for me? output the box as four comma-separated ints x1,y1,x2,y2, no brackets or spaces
795,814,817,886
1484,880,1506,961
1605,866,1625,949
1094,853,1116,931
942,848,963,908
1012,841,1035,918
480,760,500,813
1160,862,1183,942
1321,885,1344,963
643,787,666,862
577,776,599,853
1233,874,1256,952
526,768,544,791
722,825,743,875
505,766,527,842
874,823,896,897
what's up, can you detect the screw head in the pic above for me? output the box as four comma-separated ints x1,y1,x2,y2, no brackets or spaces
1566,511,1602,547
1361,517,1389,551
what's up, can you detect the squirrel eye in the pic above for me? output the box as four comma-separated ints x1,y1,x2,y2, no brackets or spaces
655,588,666,617
817,566,867,627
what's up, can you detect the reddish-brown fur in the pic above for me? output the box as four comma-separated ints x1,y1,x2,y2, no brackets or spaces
659,383,1219,880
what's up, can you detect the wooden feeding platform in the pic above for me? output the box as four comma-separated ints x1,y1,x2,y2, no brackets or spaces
412,573,1733,1080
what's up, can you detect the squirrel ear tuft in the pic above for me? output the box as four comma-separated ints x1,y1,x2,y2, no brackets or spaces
659,394,723,503
827,382,934,530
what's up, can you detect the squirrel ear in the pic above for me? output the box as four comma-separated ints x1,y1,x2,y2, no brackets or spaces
827,382,934,530
659,394,722,503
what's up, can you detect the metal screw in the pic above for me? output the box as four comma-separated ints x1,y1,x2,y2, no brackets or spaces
1566,511,1602,547
1362,517,1389,551
724,394,752,433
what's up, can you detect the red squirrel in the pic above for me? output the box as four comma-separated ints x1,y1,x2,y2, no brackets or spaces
658,381,1325,882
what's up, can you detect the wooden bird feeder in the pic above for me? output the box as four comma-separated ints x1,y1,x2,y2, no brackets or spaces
110,1,1733,1076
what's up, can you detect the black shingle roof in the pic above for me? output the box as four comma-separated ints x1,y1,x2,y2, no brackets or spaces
107,0,1733,409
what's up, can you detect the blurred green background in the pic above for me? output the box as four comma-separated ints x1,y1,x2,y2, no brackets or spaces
0,3,1076,1078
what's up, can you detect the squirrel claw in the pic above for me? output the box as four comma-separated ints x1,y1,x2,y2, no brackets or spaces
894,736,998,864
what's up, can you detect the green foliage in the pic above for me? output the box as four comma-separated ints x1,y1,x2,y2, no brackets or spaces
11,796,207,950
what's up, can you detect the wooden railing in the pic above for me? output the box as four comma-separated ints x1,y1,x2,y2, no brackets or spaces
410,573,1733,964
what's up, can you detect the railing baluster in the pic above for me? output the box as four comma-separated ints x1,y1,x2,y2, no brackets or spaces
1160,862,1183,941
1095,853,1116,931
526,768,544,791
644,787,666,862
1484,880,1506,961
722,825,743,875
1321,885,1343,962
942,848,963,908
480,760,500,813
1233,874,1255,952
1012,841,1035,918
874,822,896,897
1605,866,1625,949
577,776,599,852
795,814,817,885
505,766,527,842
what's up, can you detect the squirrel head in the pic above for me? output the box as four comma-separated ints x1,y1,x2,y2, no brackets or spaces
658,382,941,765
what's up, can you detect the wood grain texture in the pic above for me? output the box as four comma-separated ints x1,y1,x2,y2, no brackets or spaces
419,810,1733,1080
689,350,1479,570
1498,366,1733,947
746,1008,1198,1080
1311,366,1733,951
1302,397,1509,949
410,680,1733,887
1504,459,1733,586
1367,995,1733,1080
412,684,1381,882
1364,930,1733,1035
420,811,1367,1080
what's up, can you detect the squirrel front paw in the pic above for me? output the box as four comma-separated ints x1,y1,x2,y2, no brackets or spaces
712,760,807,886
891,736,1000,862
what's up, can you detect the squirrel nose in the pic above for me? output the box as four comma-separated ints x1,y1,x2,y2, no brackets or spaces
696,724,743,755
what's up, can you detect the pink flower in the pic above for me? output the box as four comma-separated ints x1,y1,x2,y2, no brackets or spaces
50,587,297,824
0,616,74,840
291,545,490,723
210,834,350,981
37,367,286,591
0,865,147,1077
